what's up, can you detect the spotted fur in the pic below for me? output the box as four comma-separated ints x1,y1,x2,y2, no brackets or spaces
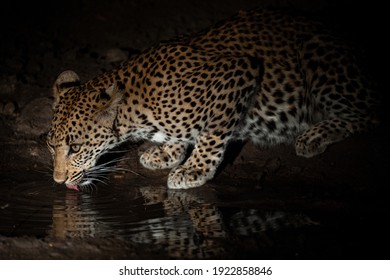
47,8,378,189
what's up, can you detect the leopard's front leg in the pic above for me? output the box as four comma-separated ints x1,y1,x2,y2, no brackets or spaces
140,143,188,170
167,133,228,189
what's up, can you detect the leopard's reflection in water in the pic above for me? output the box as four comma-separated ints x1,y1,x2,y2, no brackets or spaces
48,185,318,258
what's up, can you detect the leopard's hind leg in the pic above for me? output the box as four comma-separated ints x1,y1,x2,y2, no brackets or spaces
295,113,375,158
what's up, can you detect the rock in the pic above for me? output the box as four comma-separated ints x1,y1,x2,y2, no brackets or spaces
0,75,17,95
2,101,18,117
15,97,53,136
105,48,129,63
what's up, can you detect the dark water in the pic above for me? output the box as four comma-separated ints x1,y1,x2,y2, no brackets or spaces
0,174,388,259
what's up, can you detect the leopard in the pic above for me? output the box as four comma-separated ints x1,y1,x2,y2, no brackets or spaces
47,8,379,190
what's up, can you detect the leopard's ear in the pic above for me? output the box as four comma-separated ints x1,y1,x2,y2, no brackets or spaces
94,83,124,127
52,70,81,107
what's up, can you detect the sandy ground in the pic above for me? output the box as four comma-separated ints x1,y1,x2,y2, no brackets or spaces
0,0,389,259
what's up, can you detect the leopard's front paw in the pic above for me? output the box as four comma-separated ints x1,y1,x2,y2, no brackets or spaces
140,143,186,170
167,166,213,189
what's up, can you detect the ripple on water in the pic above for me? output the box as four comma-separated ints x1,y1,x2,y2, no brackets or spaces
0,181,148,238
0,180,319,258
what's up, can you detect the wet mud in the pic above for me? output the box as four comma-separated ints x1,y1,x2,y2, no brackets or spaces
0,0,388,259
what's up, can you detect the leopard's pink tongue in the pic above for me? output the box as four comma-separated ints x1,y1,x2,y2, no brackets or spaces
66,184,80,191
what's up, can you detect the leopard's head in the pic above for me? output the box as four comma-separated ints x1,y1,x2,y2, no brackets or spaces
47,70,123,190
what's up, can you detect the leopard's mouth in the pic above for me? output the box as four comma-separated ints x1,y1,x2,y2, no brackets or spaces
65,184,80,191
66,178,95,191
64,173,83,191
63,156,126,191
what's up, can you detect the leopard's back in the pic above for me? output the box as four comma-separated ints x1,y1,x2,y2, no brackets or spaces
182,8,378,151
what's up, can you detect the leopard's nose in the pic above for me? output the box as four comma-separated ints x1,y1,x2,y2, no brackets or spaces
53,171,67,184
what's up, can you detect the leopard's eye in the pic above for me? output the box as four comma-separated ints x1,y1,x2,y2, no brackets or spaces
69,144,82,154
